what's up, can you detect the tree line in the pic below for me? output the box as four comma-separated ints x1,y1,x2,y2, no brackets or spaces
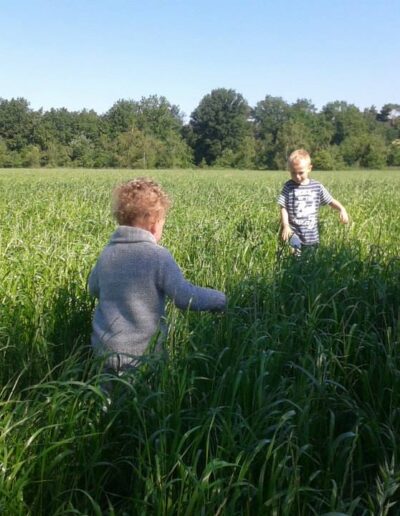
0,89,399,170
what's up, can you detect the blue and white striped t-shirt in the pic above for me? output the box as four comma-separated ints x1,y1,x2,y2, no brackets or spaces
278,179,333,245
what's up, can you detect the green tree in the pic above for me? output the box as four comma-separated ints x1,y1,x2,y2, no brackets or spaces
104,96,192,168
0,137,11,167
376,103,400,144
273,119,314,168
104,100,138,137
91,134,115,168
313,146,344,170
135,96,192,167
21,145,41,167
291,98,317,117
360,133,388,168
135,95,182,137
312,148,336,170
252,95,290,168
41,142,71,167
388,139,400,166
75,109,104,143
339,135,365,166
252,96,333,169
321,101,368,145
35,107,77,147
190,88,254,166
214,135,256,169
113,128,161,169
291,99,334,150
70,135,95,167
377,103,400,125
339,132,387,168
0,97,35,151
252,95,290,142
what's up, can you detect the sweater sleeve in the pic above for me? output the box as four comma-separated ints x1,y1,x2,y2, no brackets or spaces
158,249,226,312
88,263,100,298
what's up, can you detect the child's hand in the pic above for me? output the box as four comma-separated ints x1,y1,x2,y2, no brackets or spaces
281,224,293,241
339,208,349,224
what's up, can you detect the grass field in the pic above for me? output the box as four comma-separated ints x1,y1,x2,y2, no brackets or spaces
0,168,399,515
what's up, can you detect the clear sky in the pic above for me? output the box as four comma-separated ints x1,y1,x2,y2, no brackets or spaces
1,0,399,119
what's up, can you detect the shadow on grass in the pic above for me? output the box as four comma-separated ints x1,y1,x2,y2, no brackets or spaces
10,244,400,514
221,243,400,506
0,281,94,391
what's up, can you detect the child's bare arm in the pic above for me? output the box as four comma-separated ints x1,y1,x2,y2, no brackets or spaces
329,198,349,224
280,207,292,241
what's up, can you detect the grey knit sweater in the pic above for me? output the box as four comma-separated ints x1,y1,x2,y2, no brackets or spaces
88,226,226,369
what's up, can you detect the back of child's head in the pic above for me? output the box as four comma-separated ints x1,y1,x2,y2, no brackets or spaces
112,177,171,227
288,149,311,169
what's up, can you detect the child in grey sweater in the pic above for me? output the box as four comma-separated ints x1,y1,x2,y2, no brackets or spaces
89,177,226,372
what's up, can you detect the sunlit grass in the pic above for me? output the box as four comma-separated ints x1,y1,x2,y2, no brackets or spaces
0,168,399,514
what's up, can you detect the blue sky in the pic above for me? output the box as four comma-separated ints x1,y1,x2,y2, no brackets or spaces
1,0,399,119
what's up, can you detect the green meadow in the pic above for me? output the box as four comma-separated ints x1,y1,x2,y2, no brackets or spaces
0,168,399,515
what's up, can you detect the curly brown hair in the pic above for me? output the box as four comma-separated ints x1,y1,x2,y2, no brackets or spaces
112,177,171,227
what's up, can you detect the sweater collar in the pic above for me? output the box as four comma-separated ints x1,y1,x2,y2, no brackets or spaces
110,225,156,244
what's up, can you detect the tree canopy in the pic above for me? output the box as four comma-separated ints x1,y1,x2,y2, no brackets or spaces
0,91,399,169
190,88,254,167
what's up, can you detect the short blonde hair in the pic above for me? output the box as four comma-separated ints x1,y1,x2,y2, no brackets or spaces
112,177,171,226
288,149,311,168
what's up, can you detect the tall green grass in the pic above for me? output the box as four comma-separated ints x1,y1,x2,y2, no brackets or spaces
0,168,399,514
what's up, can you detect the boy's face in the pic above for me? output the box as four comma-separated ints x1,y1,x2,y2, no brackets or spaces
289,159,312,185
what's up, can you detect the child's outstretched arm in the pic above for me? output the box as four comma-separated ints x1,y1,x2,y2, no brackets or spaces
280,207,293,241
159,248,226,312
329,199,349,224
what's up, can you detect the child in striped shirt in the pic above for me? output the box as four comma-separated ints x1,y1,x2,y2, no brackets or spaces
278,149,349,254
